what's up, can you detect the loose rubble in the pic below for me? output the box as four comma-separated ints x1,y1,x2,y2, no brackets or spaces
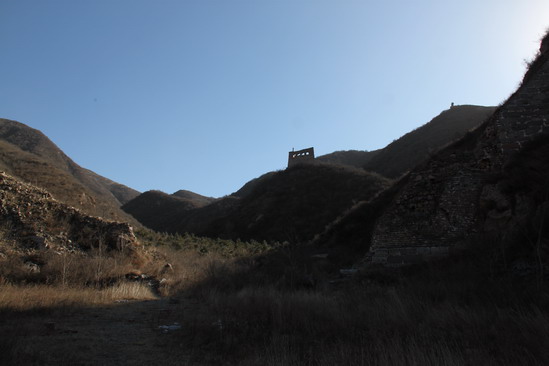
0,171,140,255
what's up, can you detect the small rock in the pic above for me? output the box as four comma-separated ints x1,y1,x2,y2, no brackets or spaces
339,268,358,276
24,261,40,273
160,263,173,274
159,323,181,333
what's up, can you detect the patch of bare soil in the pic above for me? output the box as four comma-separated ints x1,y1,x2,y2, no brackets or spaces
1,296,205,366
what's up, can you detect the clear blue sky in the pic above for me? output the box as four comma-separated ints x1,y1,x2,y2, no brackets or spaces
1,0,548,197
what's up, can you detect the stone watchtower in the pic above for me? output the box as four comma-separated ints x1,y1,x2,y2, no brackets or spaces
288,147,315,168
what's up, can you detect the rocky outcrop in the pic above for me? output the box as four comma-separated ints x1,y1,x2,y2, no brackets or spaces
367,32,549,266
0,171,139,255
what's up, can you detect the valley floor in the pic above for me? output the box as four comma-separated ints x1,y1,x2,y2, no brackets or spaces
0,295,201,366
2,244,549,366
3,273,549,366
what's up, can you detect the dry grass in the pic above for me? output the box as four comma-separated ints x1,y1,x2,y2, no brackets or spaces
104,282,157,301
0,282,156,310
0,249,139,285
0,243,252,310
0,243,164,311
140,246,257,297
2,233,548,365
190,286,549,365
0,246,242,366
173,255,549,366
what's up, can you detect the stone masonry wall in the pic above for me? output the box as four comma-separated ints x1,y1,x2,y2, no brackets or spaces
485,55,549,166
368,37,549,266
0,171,139,254
369,151,485,264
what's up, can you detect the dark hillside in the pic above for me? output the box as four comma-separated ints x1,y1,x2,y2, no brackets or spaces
316,149,380,168
232,171,277,198
224,163,391,242
124,163,391,243
355,31,549,267
128,103,494,243
363,105,496,178
173,195,241,235
122,190,215,232
0,118,139,222
97,177,139,205
315,107,502,262
315,105,494,177
172,189,215,206
311,175,410,262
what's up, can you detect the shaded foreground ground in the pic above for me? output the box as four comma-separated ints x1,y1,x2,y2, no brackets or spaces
2,241,549,365
3,271,549,365
0,295,203,366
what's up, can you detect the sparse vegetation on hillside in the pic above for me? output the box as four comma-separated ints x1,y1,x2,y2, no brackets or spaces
122,190,205,233
232,171,277,198
136,228,277,258
227,163,390,243
172,189,216,206
312,175,410,262
0,118,139,222
315,106,495,178
144,163,392,243
145,231,548,366
123,163,392,243
0,219,283,364
363,105,496,178
2,221,549,365
1,30,548,365
316,149,380,168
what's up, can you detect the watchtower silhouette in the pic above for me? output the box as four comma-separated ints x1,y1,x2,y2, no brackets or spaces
288,147,315,168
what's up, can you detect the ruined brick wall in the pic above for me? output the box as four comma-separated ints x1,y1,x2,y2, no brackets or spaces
368,39,549,266
0,171,139,253
483,53,549,167
369,151,485,265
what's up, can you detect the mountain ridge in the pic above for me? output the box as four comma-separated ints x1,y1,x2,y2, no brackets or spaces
363,104,497,178
123,163,391,242
317,105,496,178
123,105,496,243
0,118,140,223
317,31,549,267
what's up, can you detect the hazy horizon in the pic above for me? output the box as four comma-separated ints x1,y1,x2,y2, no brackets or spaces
1,0,548,197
